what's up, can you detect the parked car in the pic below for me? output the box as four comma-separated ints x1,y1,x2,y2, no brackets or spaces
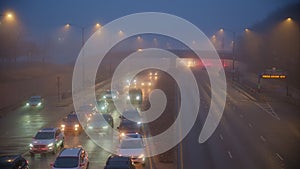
51,147,89,169
104,155,136,169
60,111,82,134
0,155,29,169
29,128,64,156
25,95,44,108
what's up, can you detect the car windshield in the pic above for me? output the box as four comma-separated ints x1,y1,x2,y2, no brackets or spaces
120,120,138,130
120,139,143,149
66,114,78,122
54,157,78,168
90,115,110,123
34,132,54,139
29,98,41,102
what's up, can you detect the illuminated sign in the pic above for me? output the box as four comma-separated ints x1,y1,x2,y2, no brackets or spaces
260,74,286,79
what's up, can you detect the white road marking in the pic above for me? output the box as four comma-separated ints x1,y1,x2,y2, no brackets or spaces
227,151,233,159
248,123,253,128
260,135,266,142
276,153,284,161
254,102,280,120
219,134,224,140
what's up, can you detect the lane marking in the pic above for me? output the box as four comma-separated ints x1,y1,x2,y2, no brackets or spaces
260,136,266,142
254,102,280,120
227,151,233,159
275,153,284,161
219,134,224,141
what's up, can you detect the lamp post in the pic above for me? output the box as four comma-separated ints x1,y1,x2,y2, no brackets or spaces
219,28,237,80
64,23,101,88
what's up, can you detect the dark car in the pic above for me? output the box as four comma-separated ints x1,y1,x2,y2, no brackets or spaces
0,155,29,169
117,119,142,137
104,155,135,169
60,112,83,134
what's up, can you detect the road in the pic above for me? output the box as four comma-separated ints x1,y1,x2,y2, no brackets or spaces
0,80,157,169
177,69,300,169
0,68,299,169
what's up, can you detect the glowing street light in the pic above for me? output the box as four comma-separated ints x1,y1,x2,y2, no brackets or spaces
64,22,101,88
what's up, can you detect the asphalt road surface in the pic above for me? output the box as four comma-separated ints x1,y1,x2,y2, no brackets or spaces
0,69,299,169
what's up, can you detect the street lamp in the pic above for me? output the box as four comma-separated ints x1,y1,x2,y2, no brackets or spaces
219,28,237,79
0,11,16,24
64,23,101,88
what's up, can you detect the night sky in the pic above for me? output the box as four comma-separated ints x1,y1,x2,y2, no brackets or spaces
0,0,298,63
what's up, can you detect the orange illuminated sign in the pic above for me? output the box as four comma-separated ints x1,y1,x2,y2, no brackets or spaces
261,74,286,79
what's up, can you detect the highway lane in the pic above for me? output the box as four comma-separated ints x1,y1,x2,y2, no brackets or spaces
0,79,156,169
179,70,300,169
0,96,73,156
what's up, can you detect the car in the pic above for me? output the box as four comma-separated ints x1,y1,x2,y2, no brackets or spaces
100,90,119,100
119,109,142,125
0,155,29,169
117,119,142,137
104,155,136,169
127,88,142,106
120,132,143,140
87,114,114,133
77,104,98,121
51,147,89,169
29,128,64,156
25,95,44,108
118,138,146,165
96,99,109,114
60,111,83,134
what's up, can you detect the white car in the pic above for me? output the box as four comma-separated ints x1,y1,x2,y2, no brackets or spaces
29,128,64,156
51,147,89,169
118,138,146,165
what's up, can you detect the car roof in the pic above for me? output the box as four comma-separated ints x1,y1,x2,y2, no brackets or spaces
125,133,142,138
39,128,57,132
59,148,82,157
30,96,41,99
107,155,131,163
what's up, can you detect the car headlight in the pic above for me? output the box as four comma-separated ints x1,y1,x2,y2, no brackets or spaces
88,126,93,129
61,124,65,128
137,121,141,125
37,102,42,106
48,143,54,147
101,106,105,110
102,126,108,129
127,96,130,100
26,103,30,106
120,133,125,137
29,143,33,147
74,124,79,128
103,96,106,99
138,154,145,158
136,96,140,100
